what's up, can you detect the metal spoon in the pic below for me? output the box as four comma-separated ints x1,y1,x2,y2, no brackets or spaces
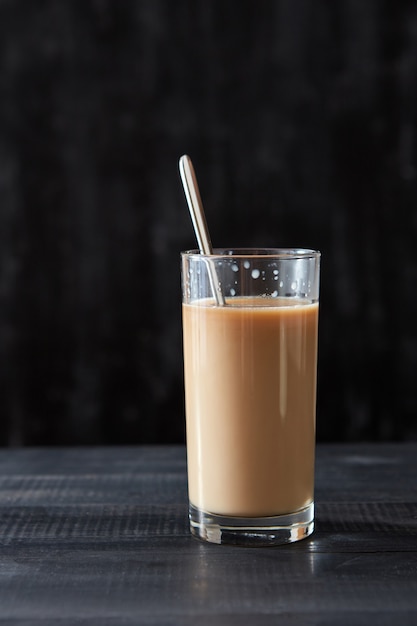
179,155,226,306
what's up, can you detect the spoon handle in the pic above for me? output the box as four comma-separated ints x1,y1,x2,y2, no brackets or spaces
179,155,226,306
179,155,213,254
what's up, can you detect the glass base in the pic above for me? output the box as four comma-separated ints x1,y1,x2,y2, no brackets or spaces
189,502,314,547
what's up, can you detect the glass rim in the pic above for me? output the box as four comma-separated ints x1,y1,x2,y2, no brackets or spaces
181,247,321,260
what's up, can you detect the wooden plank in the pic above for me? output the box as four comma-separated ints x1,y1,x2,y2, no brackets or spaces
0,541,416,622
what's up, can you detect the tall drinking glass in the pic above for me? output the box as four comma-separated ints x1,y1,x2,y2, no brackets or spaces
181,248,320,546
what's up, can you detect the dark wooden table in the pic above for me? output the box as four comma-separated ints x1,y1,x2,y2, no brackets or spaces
0,444,416,625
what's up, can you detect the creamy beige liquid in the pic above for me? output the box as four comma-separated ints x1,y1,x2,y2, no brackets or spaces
183,297,319,518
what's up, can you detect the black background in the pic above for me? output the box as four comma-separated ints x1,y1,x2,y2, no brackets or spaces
0,0,416,446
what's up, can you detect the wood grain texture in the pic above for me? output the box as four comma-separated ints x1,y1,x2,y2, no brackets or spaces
0,444,416,624
0,2,417,445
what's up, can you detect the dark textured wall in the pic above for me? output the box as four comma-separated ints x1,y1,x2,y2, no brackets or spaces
0,1,416,445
